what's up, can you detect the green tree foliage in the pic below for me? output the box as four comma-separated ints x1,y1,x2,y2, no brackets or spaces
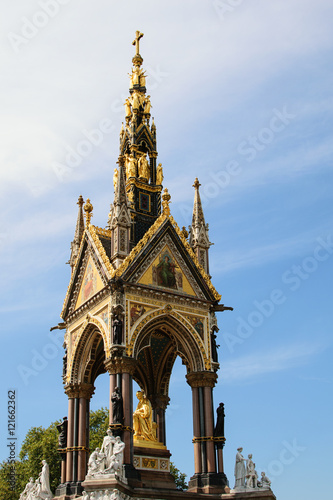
0,460,22,500
0,409,110,498
0,407,189,496
170,461,188,490
89,407,109,452
19,422,61,494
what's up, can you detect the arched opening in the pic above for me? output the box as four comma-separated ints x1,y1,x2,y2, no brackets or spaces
70,323,108,385
166,356,193,481
64,324,109,491
131,313,204,449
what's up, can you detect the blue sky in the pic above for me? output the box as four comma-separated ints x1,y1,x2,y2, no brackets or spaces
1,1,332,499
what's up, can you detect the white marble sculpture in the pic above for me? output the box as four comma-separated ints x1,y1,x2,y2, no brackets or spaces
19,477,35,499
245,454,258,488
106,436,125,474
234,447,246,489
87,448,106,476
100,430,116,469
19,461,53,499
259,471,271,489
86,433,125,478
110,489,122,500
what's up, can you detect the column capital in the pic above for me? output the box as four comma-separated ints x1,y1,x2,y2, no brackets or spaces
150,393,170,410
64,383,95,399
186,371,218,388
104,355,137,375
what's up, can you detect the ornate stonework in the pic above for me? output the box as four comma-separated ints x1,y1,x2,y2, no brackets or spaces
57,32,230,497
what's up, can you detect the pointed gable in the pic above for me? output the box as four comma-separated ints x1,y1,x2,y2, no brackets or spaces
75,256,104,309
116,212,221,302
61,225,114,319
138,243,197,297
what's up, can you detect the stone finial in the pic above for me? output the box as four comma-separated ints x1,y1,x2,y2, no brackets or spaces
181,226,189,239
162,188,171,216
84,198,93,225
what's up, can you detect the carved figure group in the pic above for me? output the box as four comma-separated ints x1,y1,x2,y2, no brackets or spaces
20,461,53,499
87,431,125,477
82,488,130,500
234,448,271,491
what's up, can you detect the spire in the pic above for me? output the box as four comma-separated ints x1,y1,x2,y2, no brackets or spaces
109,157,131,268
115,31,163,247
69,195,85,271
191,178,206,229
189,178,212,275
114,158,128,207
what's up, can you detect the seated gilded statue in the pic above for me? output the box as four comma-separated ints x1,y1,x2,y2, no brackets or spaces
133,391,158,442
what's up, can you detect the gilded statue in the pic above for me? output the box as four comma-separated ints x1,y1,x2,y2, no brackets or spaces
113,169,118,191
125,154,137,179
130,66,146,87
156,163,163,185
138,154,150,182
144,95,151,114
124,99,131,117
133,391,158,442
127,189,134,203
131,92,141,111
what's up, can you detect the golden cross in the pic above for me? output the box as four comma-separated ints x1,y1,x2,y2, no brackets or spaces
132,30,144,56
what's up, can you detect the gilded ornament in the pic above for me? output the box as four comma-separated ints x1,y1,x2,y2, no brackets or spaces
132,30,144,57
124,98,131,117
156,163,163,185
162,188,171,216
181,226,189,239
84,198,93,225
113,168,119,192
88,225,114,276
138,153,150,182
144,95,151,114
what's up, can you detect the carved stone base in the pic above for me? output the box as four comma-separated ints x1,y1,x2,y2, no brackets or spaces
54,480,84,498
188,472,228,493
133,445,176,489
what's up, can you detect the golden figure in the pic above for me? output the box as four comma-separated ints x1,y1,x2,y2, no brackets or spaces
140,71,146,87
131,92,140,111
127,189,134,203
133,391,157,442
156,163,163,185
124,99,131,117
162,188,171,216
113,168,118,191
138,154,150,182
144,95,151,114
125,154,137,178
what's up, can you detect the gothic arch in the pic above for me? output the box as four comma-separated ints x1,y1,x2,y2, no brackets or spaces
129,309,207,399
69,316,109,385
